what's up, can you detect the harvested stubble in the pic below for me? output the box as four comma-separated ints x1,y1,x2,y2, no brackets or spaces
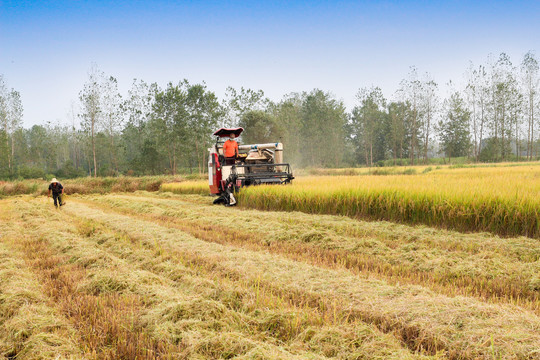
82,193,540,312
0,239,82,359
236,166,540,239
1,197,429,359
0,200,184,359
55,195,540,359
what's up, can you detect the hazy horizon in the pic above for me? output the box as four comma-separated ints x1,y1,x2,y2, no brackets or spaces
1,0,539,128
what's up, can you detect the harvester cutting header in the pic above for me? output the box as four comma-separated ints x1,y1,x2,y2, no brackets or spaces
209,127,294,205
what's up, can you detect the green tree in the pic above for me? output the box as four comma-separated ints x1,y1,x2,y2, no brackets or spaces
0,88,7,174
223,87,268,127
438,93,471,160
101,76,123,174
79,65,104,177
238,110,279,144
350,87,386,166
27,125,55,172
301,89,347,167
186,83,223,174
122,79,156,170
0,130,8,178
521,51,539,160
269,94,303,165
150,82,189,175
398,66,424,165
487,53,520,161
421,77,438,163
387,101,411,162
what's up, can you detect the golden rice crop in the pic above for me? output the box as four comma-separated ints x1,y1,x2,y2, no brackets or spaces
236,165,540,238
161,181,210,195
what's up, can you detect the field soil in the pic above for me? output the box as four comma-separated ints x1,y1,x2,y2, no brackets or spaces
1,192,539,359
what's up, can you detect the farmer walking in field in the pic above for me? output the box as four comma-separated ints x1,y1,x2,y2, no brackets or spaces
48,178,64,208
223,133,239,165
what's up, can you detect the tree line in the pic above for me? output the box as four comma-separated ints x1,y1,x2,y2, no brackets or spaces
0,51,539,179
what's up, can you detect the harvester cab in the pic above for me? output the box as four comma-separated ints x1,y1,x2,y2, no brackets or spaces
208,127,294,205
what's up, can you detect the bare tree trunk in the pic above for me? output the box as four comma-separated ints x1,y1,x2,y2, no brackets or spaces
370,142,373,167
4,123,10,171
91,116,97,177
167,144,173,173
110,135,118,174
87,147,92,177
75,136,80,169
527,110,531,160
10,133,14,171
532,100,535,160
410,106,417,165
195,141,202,174
172,142,177,175
424,109,430,164
364,143,369,166
501,103,506,161
472,95,477,160
527,92,532,160
515,112,519,160
478,100,485,162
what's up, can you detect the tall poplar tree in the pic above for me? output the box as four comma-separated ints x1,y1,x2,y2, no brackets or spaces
438,93,471,160
350,87,386,166
79,65,104,177
521,51,539,159
398,67,424,165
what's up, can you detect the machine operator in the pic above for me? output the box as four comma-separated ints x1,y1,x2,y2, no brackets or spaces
223,133,238,165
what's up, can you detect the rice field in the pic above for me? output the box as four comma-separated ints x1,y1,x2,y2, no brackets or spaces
2,166,540,359
1,190,539,359
162,164,540,238
161,180,210,195
235,165,540,238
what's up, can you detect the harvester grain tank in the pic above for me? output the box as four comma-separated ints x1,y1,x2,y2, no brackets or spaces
208,127,294,205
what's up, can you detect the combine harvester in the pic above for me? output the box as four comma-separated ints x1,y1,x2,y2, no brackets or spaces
208,127,294,205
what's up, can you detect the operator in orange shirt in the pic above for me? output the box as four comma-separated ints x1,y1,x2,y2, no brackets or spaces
223,133,239,165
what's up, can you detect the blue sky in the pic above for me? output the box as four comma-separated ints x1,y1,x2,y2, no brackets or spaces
1,0,539,127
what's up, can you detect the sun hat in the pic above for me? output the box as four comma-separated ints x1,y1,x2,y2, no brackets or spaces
51,178,58,183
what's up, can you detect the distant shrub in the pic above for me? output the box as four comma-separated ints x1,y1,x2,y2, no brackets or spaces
370,169,392,176
403,168,417,175
16,166,46,179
